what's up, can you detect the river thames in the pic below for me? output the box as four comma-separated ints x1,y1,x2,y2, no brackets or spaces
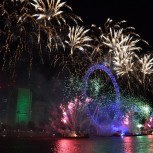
0,135,153,153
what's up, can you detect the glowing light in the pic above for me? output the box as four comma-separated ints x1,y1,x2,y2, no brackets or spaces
68,102,74,110
144,113,153,130
142,105,151,114
63,112,67,116
147,124,151,128
123,114,129,125
137,124,143,128
62,119,67,124
85,97,91,103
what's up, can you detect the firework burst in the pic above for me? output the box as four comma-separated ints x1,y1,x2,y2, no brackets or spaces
113,48,134,76
0,0,81,77
30,0,82,25
30,0,82,53
65,26,92,55
121,96,151,119
138,54,153,76
52,96,89,136
63,75,112,102
52,25,92,76
0,0,37,76
86,94,151,135
89,18,153,94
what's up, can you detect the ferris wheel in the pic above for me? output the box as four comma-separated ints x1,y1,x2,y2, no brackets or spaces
82,64,121,133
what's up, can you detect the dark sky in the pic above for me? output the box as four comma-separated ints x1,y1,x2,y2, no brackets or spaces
0,0,151,106
14,0,153,86
67,0,153,51
3,0,152,100
65,0,153,102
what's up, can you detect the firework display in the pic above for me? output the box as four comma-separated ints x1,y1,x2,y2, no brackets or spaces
144,112,153,132
49,96,89,137
82,64,120,104
58,63,152,136
1,0,153,93
65,26,92,55
120,96,151,133
0,0,153,137
0,0,81,76
90,19,153,93
54,17,153,94
63,74,109,101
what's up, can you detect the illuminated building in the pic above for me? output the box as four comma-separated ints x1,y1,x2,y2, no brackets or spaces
16,88,32,124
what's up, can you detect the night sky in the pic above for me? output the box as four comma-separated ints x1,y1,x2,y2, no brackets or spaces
58,0,153,103
1,0,153,104
28,0,153,77
8,0,153,79
53,0,153,103
67,0,153,50
43,0,153,99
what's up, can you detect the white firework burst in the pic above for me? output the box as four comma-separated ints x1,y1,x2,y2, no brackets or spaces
113,49,134,76
89,18,152,93
103,28,141,54
30,0,81,25
139,54,153,75
65,26,92,55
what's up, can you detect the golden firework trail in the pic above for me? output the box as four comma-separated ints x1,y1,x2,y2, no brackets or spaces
0,0,81,77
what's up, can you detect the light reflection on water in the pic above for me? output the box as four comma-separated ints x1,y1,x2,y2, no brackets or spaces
1,135,153,153
122,137,133,153
53,139,96,153
122,136,153,153
52,136,153,153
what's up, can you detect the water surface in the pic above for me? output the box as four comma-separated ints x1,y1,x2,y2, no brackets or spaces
0,135,153,153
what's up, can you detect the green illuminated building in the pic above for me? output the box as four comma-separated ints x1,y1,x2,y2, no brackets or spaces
16,88,32,124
